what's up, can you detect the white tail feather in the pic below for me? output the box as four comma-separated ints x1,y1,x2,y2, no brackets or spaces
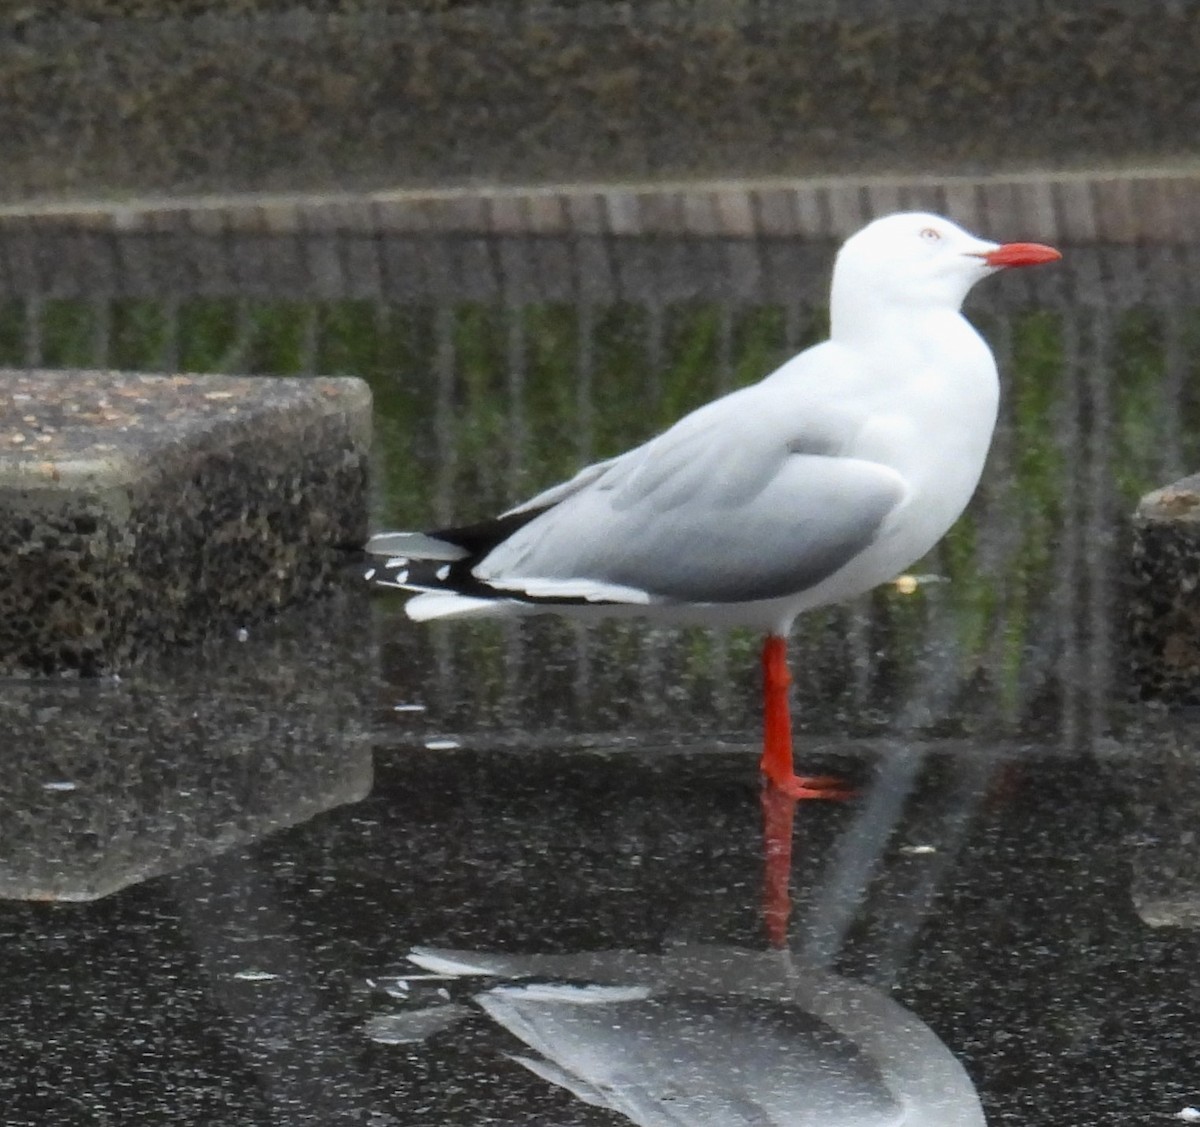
366,531,468,561
405,592,523,622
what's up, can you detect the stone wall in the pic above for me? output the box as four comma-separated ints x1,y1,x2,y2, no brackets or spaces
1,1,1196,205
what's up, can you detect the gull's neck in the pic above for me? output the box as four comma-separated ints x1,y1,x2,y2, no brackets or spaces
830,289,974,356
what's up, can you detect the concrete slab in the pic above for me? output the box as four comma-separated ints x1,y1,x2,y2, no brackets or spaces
0,369,371,676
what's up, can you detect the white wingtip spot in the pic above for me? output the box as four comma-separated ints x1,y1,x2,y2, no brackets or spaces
364,567,376,581
436,564,450,581
396,569,409,584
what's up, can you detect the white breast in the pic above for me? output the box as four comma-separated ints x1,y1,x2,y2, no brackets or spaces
748,313,1001,632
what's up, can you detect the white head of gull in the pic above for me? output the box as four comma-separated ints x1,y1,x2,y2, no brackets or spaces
366,212,1061,797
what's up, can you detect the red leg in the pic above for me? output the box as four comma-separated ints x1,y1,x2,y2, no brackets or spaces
759,634,853,800
761,783,795,948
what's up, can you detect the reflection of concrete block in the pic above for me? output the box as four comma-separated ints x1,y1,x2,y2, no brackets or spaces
1130,474,1200,702
0,370,371,676
1129,720,1200,929
0,588,375,901
1136,893,1200,930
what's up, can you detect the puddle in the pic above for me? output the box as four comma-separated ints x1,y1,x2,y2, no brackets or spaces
3,227,1200,1123
2,732,1199,1124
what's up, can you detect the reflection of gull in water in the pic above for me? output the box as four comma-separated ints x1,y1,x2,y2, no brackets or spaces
478,983,898,1126
407,944,987,1127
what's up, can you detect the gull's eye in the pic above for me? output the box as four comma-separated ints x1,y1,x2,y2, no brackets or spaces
920,227,941,242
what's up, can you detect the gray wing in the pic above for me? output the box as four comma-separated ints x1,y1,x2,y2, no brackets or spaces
502,452,628,516
475,385,907,604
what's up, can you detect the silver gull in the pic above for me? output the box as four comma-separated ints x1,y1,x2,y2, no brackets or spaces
366,211,1061,798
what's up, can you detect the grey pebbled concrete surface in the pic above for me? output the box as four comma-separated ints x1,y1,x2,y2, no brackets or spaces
0,1,1196,206
0,370,371,676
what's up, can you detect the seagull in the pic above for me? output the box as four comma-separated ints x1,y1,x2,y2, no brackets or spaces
365,212,1061,798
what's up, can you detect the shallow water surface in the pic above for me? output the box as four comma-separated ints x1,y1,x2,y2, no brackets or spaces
3,685,1199,1125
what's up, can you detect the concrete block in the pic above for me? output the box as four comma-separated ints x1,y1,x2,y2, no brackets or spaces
1116,716,1200,930
1129,473,1200,702
0,369,371,676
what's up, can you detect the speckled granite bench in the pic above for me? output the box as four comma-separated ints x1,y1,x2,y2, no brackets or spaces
0,370,371,675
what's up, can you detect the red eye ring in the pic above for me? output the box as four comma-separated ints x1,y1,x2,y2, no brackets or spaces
920,227,941,241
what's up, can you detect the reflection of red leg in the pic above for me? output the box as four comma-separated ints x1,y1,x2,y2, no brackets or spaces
759,634,853,800
761,784,796,949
